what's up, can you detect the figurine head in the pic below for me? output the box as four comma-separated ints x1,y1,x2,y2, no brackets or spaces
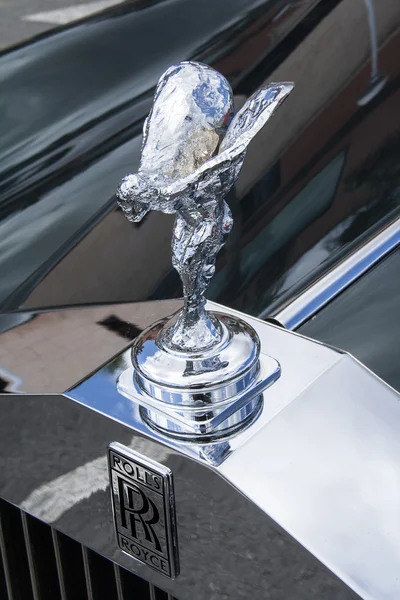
117,174,149,222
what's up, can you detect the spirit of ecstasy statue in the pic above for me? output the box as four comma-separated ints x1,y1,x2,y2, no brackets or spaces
117,62,293,438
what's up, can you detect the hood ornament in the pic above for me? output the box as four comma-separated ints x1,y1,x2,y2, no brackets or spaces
117,61,293,439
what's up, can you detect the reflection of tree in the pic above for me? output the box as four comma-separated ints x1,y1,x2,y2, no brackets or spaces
102,351,132,377
97,314,142,340
0,375,10,392
218,162,281,307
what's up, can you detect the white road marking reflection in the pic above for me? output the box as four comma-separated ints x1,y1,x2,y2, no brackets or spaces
20,438,172,523
24,0,124,25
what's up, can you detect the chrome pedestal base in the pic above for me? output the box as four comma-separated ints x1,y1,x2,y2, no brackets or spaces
117,311,281,439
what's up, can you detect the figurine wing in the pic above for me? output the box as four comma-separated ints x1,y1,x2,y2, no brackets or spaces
220,81,294,154
158,81,293,200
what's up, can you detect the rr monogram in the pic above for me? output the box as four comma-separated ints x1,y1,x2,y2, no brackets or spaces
109,443,179,577
118,478,161,551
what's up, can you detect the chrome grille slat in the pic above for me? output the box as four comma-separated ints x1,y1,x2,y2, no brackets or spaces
84,547,122,600
150,584,175,600
118,564,152,599
0,498,176,600
0,499,33,600
21,512,41,600
82,547,95,600
52,529,87,600
150,583,157,600
0,543,9,600
113,564,124,600
51,530,68,600
0,510,14,600
21,512,62,600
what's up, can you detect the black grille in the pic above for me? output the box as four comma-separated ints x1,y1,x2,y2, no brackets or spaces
0,497,176,600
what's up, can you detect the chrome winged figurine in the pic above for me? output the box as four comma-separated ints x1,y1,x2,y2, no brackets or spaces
117,61,293,352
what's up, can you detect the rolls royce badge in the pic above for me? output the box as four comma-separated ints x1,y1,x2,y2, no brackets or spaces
108,442,179,578
116,61,293,439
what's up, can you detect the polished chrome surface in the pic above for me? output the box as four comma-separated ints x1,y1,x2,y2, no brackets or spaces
116,61,291,437
0,395,356,600
117,61,293,352
133,313,260,393
268,216,400,330
68,300,342,467
118,310,280,438
108,443,179,578
68,300,400,599
119,350,279,439
3,299,399,598
220,353,400,600
0,2,400,596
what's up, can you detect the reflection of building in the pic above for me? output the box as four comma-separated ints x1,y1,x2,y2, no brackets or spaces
214,0,400,316
197,0,321,85
238,0,400,196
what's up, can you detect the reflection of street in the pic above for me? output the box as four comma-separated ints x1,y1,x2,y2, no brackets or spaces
0,0,124,50
0,299,181,393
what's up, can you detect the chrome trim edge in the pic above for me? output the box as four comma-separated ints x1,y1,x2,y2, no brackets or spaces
266,217,400,330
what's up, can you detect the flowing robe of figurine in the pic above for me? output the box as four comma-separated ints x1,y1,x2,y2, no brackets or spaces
117,62,293,351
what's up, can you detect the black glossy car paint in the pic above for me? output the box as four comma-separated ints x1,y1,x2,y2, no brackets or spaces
299,246,400,393
0,0,398,322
